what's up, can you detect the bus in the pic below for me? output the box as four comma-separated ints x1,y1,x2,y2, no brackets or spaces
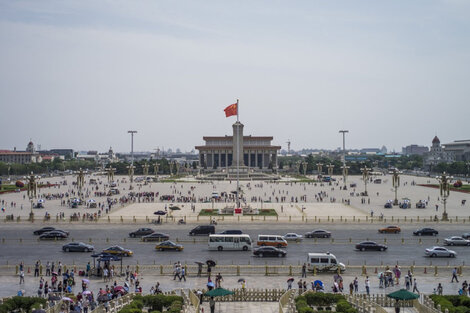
208,234,252,251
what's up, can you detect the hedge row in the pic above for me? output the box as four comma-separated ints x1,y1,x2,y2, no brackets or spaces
0,296,47,313
429,295,470,313
118,294,184,313
295,293,358,313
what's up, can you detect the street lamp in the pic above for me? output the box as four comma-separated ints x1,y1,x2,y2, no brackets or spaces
339,130,349,188
327,164,335,185
392,169,400,206
75,168,85,200
360,166,371,196
142,163,149,177
302,161,308,176
436,172,452,221
105,165,116,184
153,163,160,180
127,130,137,190
341,164,350,190
26,172,39,219
317,163,324,179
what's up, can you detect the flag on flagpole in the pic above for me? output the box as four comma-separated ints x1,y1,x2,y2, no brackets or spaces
224,103,238,117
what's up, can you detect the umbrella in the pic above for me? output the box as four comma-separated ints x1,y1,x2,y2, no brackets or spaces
169,206,181,210
238,278,245,283
114,286,125,292
387,289,419,300
87,199,96,203
287,277,295,282
82,291,91,295
52,272,58,276
207,282,215,288
82,278,90,284
37,199,45,203
313,280,323,287
204,288,234,297
62,297,73,302
206,260,216,267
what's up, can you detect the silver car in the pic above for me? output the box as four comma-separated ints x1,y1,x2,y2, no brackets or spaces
425,246,456,258
444,236,470,246
283,233,303,241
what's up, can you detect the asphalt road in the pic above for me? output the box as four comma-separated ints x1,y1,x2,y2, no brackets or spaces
1,223,470,267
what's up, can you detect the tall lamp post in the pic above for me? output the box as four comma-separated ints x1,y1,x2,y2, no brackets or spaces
341,165,350,190
437,172,452,221
26,172,39,219
317,163,324,179
302,161,308,176
105,165,116,184
127,130,137,190
153,163,160,181
392,169,400,206
339,130,349,189
327,164,335,185
142,163,149,177
75,168,85,201
360,166,371,196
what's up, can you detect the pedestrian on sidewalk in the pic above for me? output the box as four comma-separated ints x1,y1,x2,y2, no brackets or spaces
180,267,187,282
365,276,370,295
19,270,24,284
437,283,443,295
451,267,459,283
302,263,307,278
412,279,419,293
354,277,359,293
210,297,215,313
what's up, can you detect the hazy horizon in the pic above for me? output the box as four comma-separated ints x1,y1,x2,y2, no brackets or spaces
1,1,469,153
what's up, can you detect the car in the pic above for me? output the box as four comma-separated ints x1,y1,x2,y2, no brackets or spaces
189,225,215,236
102,246,133,256
355,241,388,251
129,228,154,238
153,210,167,215
62,242,94,252
219,230,243,235
283,233,303,241
39,231,68,240
462,233,470,240
304,230,331,238
384,202,392,209
413,228,438,236
34,227,56,235
444,236,470,246
378,226,401,234
155,241,184,251
253,246,287,258
142,232,170,242
425,246,456,258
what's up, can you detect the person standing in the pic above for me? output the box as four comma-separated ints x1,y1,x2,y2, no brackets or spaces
209,297,215,313
451,267,459,283
180,267,186,282
46,262,51,276
302,263,307,278
365,276,370,295
354,277,359,293
437,283,443,295
19,270,24,284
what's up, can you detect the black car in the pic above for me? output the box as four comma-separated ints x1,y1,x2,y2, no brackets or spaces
355,241,388,251
34,227,56,235
413,228,439,236
384,202,392,209
219,230,243,235
153,210,167,215
62,242,94,252
39,231,68,240
129,228,154,238
304,230,331,238
253,246,286,258
142,232,170,242
189,225,215,236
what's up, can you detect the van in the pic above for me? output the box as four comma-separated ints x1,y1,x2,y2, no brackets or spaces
307,252,345,272
257,235,287,248
219,230,243,235
189,225,215,236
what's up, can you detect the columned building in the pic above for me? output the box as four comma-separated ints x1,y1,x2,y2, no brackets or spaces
195,121,281,171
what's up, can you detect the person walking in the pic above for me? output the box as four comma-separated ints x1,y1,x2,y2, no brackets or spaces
302,263,307,278
209,297,216,313
180,267,187,282
365,276,370,295
451,267,459,283
354,277,359,293
412,279,419,293
19,270,24,284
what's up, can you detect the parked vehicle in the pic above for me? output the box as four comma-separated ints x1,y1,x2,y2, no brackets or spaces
283,233,303,241
304,230,331,238
129,228,154,238
378,226,401,234
155,241,184,251
189,225,215,236
62,242,94,252
257,235,287,248
444,236,470,246
142,232,170,242
209,234,252,251
425,246,456,258
253,246,286,258
306,252,345,272
413,228,438,236
355,241,388,251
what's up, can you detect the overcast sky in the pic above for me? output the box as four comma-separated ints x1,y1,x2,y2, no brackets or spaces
1,0,469,153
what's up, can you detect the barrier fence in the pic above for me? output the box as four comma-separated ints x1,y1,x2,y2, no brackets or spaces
2,264,467,278
4,214,470,224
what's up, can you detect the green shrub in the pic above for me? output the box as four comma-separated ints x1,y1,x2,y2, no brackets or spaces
149,311,162,313
0,296,47,313
298,306,315,313
336,300,352,313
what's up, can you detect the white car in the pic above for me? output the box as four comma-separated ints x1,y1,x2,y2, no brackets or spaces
283,233,303,241
425,246,456,258
444,236,470,246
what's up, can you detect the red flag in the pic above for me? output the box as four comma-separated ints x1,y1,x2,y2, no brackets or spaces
224,103,237,117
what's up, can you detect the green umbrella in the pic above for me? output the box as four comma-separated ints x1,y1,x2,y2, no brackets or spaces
387,289,419,300
204,288,234,297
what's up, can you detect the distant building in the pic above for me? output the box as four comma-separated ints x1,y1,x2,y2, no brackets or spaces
0,141,40,164
425,136,454,167
360,148,381,155
443,140,470,162
402,145,429,156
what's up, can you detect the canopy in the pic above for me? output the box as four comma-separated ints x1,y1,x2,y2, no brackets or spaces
387,289,419,300
313,280,324,287
87,199,96,203
37,199,45,203
205,288,234,297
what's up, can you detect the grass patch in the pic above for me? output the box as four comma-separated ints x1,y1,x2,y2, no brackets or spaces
418,184,470,193
199,208,277,216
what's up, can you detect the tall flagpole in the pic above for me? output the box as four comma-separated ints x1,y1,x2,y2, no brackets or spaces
236,99,240,209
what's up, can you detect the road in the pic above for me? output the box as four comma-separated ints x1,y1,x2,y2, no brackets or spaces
1,223,469,267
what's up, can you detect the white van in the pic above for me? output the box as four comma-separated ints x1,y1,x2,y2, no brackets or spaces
307,252,345,272
257,235,288,248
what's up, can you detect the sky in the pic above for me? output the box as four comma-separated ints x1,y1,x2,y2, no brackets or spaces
0,0,469,153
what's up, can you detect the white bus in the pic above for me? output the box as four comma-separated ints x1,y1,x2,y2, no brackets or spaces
208,234,252,251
